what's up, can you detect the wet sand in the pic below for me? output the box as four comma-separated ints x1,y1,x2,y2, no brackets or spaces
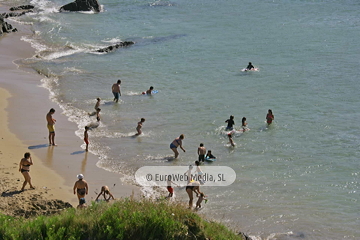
0,5,139,211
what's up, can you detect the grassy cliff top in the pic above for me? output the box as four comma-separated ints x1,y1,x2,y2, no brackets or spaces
0,198,245,240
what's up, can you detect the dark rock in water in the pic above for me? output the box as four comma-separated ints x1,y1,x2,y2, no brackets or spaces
238,232,252,240
10,5,35,11
1,10,33,18
60,0,101,12
0,15,17,35
95,41,135,53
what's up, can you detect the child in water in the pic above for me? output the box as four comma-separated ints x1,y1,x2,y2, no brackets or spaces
195,192,207,209
135,118,145,135
228,133,235,147
241,117,247,131
96,108,101,122
205,150,216,159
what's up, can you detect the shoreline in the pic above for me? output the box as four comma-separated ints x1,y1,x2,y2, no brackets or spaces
0,4,139,210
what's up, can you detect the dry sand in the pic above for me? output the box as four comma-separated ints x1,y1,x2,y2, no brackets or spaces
0,5,139,217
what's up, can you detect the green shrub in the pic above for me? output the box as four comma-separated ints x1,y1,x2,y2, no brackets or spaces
0,199,243,240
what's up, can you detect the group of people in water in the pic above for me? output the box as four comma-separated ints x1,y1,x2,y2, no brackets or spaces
19,75,275,209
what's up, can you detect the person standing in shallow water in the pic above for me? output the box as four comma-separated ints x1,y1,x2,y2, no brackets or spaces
170,134,186,159
266,109,274,125
135,118,145,135
46,108,56,146
225,115,235,131
197,143,206,162
19,152,35,191
111,79,121,102
73,174,88,201
94,98,101,110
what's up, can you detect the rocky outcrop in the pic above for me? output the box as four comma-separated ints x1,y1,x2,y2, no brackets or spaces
10,5,35,11
60,0,100,12
1,10,33,19
0,15,17,36
95,41,135,53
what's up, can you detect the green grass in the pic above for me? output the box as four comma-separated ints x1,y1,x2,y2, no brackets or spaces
0,199,243,240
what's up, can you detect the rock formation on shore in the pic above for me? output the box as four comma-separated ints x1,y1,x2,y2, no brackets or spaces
60,0,101,12
0,15,17,35
9,5,34,11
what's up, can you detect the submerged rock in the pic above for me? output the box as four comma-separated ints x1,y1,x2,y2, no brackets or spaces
1,10,33,18
95,41,135,53
60,0,101,12
10,5,35,11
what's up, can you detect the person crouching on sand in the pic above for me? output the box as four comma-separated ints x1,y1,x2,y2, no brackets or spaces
95,185,115,202
73,174,88,201
19,152,35,191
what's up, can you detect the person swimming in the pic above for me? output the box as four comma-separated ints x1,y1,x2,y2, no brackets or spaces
246,62,255,70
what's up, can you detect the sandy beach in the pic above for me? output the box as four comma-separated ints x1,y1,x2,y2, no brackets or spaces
0,4,139,216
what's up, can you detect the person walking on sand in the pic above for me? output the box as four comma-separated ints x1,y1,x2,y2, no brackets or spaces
95,185,115,202
46,108,56,146
135,118,145,135
228,133,235,147
84,126,89,152
225,115,235,131
19,152,35,191
266,109,274,125
73,174,88,201
94,98,101,110
112,79,121,102
197,143,206,162
185,180,201,209
170,134,186,159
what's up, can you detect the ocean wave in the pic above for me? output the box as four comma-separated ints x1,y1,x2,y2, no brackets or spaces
101,37,123,43
21,35,48,52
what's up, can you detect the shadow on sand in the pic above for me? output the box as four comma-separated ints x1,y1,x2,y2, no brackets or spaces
70,150,86,155
28,144,49,149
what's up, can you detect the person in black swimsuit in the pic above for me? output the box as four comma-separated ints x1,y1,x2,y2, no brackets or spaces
73,174,89,201
185,181,201,209
19,152,34,191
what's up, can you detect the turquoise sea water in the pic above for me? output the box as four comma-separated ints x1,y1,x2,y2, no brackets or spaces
6,0,360,239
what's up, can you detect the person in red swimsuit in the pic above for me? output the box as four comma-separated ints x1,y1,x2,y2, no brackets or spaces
266,109,274,125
